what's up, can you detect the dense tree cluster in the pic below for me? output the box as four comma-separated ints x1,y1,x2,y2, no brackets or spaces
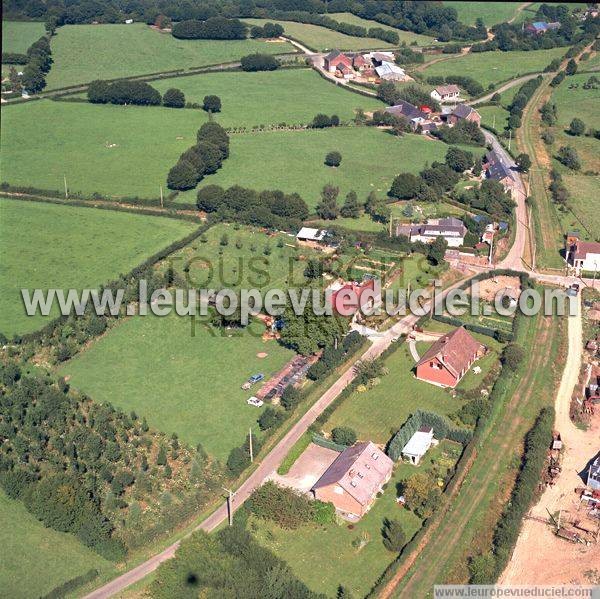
394,47,425,66
458,179,515,219
20,36,53,93
0,368,220,559
310,113,340,128
87,79,163,106
377,82,440,112
249,22,284,38
150,523,322,598
172,17,246,40
196,184,309,230
240,53,280,71
306,331,363,381
162,87,185,108
432,120,485,146
502,76,543,132
549,168,570,207
167,122,230,190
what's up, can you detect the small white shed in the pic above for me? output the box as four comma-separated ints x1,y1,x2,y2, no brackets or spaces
402,426,434,465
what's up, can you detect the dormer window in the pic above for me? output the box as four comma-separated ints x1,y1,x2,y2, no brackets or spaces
372,453,379,460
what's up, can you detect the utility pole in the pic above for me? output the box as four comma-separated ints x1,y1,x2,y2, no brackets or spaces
63,174,68,199
160,185,164,209
492,114,496,130
248,428,253,463
508,129,512,152
222,486,236,526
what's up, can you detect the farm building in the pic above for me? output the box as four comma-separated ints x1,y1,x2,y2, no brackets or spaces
384,100,437,132
395,217,467,247
484,149,518,193
296,227,329,243
375,61,407,81
326,278,378,316
566,238,600,275
587,456,600,491
401,426,435,465
415,326,485,388
323,50,352,73
447,103,481,126
311,441,393,519
430,84,460,102
525,21,561,34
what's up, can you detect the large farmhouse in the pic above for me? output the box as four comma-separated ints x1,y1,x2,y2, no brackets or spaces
311,441,393,519
566,238,600,275
384,100,437,133
431,84,460,102
395,217,467,247
323,49,353,73
416,327,485,387
447,103,481,126
484,149,518,194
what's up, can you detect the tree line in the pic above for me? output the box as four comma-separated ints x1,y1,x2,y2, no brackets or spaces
167,122,230,191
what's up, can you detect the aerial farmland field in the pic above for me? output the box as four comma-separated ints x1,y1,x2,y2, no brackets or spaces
1,20,46,53
0,198,196,335
151,68,383,127
45,23,295,89
177,127,456,207
242,18,393,51
442,2,524,26
60,311,294,461
421,47,566,89
0,489,110,598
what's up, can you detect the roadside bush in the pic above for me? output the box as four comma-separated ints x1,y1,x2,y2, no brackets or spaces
240,53,280,71
331,426,357,446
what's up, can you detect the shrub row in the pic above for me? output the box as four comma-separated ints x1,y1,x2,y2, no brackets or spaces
505,76,543,131
172,17,246,40
306,330,364,381
2,52,28,64
432,314,514,342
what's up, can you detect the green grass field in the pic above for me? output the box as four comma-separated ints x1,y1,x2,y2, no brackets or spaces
549,73,600,240
177,128,454,207
151,69,383,127
442,2,523,26
1,100,203,198
45,23,294,89
324,342,462,444
328,13,439,46
1,20,46,54
0,489,109,598
0,199,196,336
242,18,392,51
421,48,566,89
60,312,294,461
253,440,461,597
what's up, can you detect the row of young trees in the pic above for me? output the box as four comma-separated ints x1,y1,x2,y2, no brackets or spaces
88,79,164,106
249,21,284,39
21,36,53,93
167,122,230,190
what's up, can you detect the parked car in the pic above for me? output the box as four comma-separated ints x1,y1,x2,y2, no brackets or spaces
249,373,265,384
247,396,264,407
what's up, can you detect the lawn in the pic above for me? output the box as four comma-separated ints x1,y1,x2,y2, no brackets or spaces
151,68,383,128
59,312,294,461
478,104,510,131
242,18,392,51
155,223,317,292
442,2,523,26
328,13,440,46
252,440,461,597
1,100,203,199
421,47,566,89
1,20,45,54
0,199,196,336
45,23,294,89
549,73,600,240
0,489,109,598
323,342,464,445
176,128,454,208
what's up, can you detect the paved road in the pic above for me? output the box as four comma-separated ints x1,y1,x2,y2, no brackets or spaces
469,72,544,106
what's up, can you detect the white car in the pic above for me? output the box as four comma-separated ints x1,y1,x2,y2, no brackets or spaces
247,396,264,407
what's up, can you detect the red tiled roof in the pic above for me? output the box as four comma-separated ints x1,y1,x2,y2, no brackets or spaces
416,327,483,378
572,240,600,260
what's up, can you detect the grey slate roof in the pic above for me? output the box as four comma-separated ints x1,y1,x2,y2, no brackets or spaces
452,104,477,119
486,149,515,182
385,100,427,121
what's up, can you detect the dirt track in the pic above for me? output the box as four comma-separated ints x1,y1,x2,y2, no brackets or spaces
501,298,600,585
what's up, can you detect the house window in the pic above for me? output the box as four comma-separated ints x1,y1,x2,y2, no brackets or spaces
350,480,358,487
357,472,364,479
372,453,379,460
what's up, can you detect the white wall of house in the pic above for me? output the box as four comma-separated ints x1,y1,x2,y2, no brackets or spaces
411,234,465,247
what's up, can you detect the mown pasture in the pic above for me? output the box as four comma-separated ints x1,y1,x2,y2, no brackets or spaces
242,18,393,51
177,127,455,208
60,311,294,461
421,47,566,89
0,198,196,335
2,20,46,53
45,23,294,89
0,489,109,598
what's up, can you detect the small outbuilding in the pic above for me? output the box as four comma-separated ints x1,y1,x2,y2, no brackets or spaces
296,227,328,243
402,426,434,465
